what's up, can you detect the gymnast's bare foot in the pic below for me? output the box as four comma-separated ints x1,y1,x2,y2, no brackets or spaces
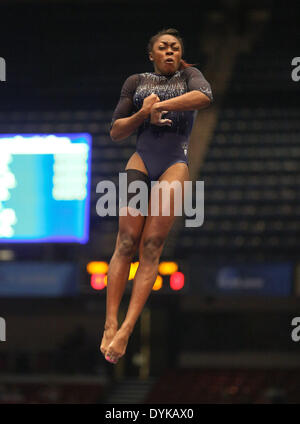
100,322,118,357
105,325,133,364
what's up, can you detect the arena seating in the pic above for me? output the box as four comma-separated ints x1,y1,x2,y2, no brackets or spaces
145,368,300,403
0,381,104,404
176,5,300,261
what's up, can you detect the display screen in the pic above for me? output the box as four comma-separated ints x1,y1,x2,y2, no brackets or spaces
0,133,91,243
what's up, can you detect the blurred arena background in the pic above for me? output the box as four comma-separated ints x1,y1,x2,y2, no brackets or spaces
0,0,300,404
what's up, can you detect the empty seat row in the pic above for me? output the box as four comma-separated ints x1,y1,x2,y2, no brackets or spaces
216,119,300,132
146,368,300,403
0,110,113,122
203,175,300,186
0,123,109,133
206,147,300,159
204,204,300,216
220,108,300,119
203,190,300,202
181,235,300,249
213,133,300,145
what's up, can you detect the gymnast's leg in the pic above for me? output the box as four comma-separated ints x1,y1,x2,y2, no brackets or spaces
100,154,149,358
100,220,144,357
105,162,189,363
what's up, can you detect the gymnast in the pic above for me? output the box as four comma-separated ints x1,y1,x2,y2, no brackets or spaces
100,27,213,364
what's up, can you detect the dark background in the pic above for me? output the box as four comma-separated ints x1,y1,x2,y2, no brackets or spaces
0,0,300,404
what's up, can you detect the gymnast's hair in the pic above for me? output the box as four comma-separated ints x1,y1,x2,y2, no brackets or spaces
147,27,197,70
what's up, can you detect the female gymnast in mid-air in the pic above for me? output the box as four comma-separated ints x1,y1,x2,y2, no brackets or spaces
100,28,213,364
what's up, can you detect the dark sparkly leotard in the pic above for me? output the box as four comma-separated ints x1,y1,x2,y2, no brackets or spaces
110,67,213,181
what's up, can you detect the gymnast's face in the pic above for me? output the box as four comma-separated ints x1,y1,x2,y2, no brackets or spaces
149,34,182,75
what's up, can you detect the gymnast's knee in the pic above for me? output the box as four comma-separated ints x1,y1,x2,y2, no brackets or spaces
140,235,165,263
117,232,139,258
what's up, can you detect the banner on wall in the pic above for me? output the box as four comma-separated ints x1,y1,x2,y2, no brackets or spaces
0,262,79,297
191,261,293,296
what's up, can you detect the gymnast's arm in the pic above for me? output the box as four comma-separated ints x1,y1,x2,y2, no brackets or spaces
110,74,160,142
152,67,213,113
153,90,211,113
110,108,149,142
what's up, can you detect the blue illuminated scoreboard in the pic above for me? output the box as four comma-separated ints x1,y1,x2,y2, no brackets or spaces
0,133,91,243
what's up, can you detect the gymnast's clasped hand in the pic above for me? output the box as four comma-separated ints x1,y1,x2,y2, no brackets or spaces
142,93,173,127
